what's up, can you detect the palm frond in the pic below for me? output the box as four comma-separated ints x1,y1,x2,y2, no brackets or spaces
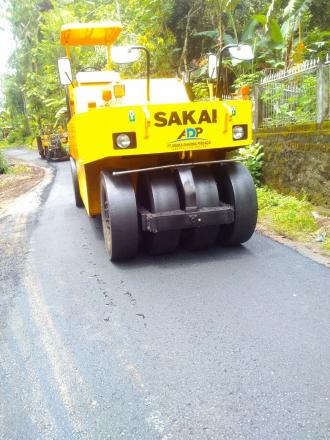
283,0,312,18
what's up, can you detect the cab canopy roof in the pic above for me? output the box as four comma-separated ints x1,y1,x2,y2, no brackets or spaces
60,22,122,46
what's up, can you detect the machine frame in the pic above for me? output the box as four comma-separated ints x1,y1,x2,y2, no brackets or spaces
59,22,257,260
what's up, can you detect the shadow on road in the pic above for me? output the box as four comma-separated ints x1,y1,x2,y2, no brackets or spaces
89,215,104,241
88,214,253,269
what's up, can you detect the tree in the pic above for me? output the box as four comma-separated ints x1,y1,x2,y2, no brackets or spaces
1,0,328,140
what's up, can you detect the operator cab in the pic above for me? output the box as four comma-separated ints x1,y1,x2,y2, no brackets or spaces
58,23,190,113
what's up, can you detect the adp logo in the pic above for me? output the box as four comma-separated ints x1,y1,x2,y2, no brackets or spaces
177,127,203,141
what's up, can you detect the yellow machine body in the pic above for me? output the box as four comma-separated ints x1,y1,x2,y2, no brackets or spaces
61,23,253,216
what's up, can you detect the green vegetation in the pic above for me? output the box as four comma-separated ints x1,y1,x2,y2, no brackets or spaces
233,73,262,90
10,164,31,174
0,0,329,141
258,187,318,240
0,140,11,149
0,134,34,149
257,187,330,256
0,151,9,174
0,152,31,176
235,143,264,186
232,143,329,256
323,237,330,256
261,74,318,126
0,0,175,140
191,82,209,100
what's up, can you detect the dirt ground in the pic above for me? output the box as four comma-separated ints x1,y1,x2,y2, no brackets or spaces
0,160,45,214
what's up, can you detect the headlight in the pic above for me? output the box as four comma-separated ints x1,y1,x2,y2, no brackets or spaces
112,132,137,150
116,134,131,149
232,125,245,140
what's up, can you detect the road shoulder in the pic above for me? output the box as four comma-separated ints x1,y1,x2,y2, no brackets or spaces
0,156,52,218
257,224,330,268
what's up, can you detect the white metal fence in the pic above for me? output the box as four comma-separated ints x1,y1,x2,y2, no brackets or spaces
254,55,330,128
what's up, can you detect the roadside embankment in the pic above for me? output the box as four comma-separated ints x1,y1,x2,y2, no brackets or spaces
0,155,46,215
255,122,330,208
256,187,330,267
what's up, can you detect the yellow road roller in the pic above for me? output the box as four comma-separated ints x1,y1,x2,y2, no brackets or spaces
58,21,257,260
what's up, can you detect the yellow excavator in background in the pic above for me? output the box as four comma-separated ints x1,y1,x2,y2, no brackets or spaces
37,126,69,161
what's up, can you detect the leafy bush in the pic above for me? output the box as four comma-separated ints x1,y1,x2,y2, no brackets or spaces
4,131,33,148
260,74,317,126
6,129,26,145
0,151,9,174
234,143,264,186
233,72,262,90
192,82,209,100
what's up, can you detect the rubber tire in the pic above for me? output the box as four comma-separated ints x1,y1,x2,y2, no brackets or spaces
182,167,220,250
70,157,83,207
100,171,139,261
37,136,45,159
138,171,181,255
216,162,257,245
45,147,51,161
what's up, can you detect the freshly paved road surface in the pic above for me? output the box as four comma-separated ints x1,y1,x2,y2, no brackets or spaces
0,148,329,440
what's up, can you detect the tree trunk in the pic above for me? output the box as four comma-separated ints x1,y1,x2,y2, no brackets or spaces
179,3,202,80
21,92,31,136
180,6,193,79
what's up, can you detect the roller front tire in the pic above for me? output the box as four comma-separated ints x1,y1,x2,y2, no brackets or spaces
70,157,83,207
216,162,257,245
138,171,181,255
100,171,139,261
37,136,45,159
182,167,220,250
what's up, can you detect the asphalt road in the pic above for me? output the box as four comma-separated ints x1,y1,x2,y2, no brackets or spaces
1,148,329,440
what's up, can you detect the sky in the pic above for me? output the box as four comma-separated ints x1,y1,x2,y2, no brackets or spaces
0,18,15,77
0,18,15,106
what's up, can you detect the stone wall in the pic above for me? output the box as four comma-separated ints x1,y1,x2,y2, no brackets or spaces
255,122,330,207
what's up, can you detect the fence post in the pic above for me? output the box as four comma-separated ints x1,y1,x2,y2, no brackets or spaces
316,64,329,124
253,85,262,129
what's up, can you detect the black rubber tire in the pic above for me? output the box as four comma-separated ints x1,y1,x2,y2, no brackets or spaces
45,147,51,161
100,171,139,261
216,162,257,245
37,136,45,159
138,171,181,255
70,157,83,207
182,167,220,250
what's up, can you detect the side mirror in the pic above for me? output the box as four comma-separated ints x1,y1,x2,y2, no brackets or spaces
208,54,218,79
228,44,254,61
111,46,141,64
58,58,72,85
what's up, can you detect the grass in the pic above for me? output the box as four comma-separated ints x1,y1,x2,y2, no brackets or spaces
0,135,34,150
0,150,9,173
257,186,330,257
322,236,330,256
0,139,13,149
0,149,31,176
257,187,318,240
9,164,31,174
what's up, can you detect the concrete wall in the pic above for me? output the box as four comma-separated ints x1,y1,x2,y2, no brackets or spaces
255,122,330,207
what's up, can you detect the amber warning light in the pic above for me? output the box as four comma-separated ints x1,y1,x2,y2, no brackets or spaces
240,85,250,99
102,89,112,102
